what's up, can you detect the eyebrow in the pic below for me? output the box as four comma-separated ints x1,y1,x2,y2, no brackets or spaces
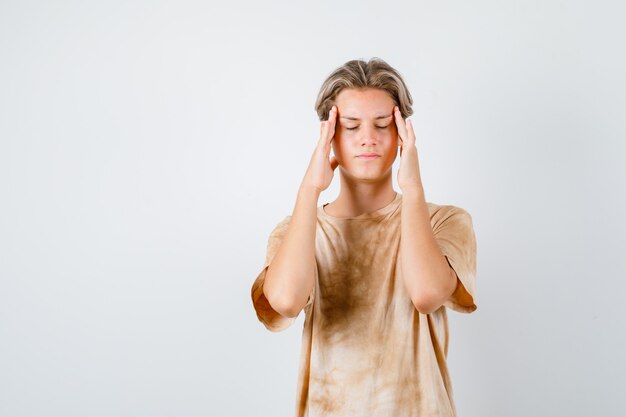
340,114,392,121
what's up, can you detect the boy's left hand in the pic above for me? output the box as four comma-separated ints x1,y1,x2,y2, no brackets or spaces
393,106,424,193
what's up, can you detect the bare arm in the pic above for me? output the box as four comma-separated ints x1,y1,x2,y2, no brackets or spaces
262,105,339,318
400,188,458,315
393,106,457,314
263,186,320,317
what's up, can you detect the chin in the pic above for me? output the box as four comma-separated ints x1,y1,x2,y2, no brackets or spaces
341,166,391,182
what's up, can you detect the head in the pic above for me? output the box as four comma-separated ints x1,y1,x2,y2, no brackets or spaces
314,58,414,184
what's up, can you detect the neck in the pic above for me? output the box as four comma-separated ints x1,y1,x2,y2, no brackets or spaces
327,169,397,218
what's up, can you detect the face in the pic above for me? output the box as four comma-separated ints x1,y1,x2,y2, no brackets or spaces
332,88,399,183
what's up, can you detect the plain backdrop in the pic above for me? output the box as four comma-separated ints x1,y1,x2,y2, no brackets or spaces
1,1,625,416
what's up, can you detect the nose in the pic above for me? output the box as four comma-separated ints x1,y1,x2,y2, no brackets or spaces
360,125,378,147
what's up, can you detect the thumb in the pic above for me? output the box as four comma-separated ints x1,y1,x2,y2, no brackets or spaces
329,155,339,171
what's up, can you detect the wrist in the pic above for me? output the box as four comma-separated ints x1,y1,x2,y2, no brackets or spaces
298,184,322,198
401,185,425,199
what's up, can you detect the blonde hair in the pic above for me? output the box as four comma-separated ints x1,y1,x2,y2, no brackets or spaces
314,57,414,121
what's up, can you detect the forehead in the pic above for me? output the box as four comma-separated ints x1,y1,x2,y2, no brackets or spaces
335,88,394,121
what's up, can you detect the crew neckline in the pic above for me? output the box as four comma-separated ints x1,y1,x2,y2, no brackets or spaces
318,192,402,220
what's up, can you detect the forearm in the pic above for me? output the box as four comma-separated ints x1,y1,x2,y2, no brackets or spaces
400,187,457,314
263,185,319,317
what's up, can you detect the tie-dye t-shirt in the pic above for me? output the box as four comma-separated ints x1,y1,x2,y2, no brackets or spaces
251,192,477,417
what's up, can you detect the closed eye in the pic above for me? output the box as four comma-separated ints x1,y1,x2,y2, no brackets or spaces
346,125,389,130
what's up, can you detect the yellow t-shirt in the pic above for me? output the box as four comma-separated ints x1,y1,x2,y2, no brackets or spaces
251,192,477,417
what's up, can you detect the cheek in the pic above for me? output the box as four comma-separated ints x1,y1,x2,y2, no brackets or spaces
382,131,397,146
387,130,399,146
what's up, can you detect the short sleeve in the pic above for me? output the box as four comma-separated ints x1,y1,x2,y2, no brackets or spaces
431,205,478,314
250,215,315,332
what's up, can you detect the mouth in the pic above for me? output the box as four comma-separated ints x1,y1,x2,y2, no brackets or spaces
356,153,381,160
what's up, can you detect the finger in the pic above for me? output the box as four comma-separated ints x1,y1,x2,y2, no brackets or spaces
393,106,408,144
406,118,416,146
318,120,329,148
326,105,337,145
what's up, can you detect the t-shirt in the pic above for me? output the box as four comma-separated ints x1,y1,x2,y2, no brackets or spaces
251,192,477,417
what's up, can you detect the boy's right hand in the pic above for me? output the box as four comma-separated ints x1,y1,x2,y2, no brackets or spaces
301,105,339,193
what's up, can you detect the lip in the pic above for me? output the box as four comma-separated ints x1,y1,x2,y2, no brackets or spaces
356,153,380,160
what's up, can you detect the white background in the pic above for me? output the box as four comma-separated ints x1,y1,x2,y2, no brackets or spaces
1,1,625,416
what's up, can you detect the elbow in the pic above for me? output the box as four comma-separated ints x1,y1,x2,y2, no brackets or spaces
412,300,437,315
411,293,440,315
263,262,314,319
263,280,301,319
270,296,301,318
412,269,459,314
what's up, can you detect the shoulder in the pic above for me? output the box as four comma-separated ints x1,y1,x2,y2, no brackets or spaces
276,214,291,227
426,201,470,214
425,202,473,225
268,214,292,237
